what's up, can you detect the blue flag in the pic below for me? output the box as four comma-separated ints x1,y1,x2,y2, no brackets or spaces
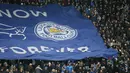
0,4,117,60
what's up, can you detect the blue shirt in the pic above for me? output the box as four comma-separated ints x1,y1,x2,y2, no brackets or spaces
66,66,73,73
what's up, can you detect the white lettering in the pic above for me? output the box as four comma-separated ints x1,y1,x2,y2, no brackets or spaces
30,10,47,17
67,47,75,52
60,48,64,52
78,46,89,52
0,46,90,54
13,10,30,18
56,48,65,52
10,47,27,54
56,50,60,52
0,47,6,53
0,9,12,18
28,46,42,54
40,46,51,52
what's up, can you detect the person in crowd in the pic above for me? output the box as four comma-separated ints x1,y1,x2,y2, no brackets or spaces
66,63,73,73
35,65,42,73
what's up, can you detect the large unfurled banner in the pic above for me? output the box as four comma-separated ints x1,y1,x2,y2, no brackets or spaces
0,4,117,60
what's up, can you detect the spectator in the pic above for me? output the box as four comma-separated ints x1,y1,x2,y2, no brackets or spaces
35,65,42,73
66,63,73,73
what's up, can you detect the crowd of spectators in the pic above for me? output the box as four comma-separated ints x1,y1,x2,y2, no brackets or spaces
0,58,129,73
0,0,130,73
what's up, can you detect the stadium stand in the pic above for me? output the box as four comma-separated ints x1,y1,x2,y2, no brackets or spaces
0,0,130,73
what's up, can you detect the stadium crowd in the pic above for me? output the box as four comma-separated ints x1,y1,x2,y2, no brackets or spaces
0,0,130,73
